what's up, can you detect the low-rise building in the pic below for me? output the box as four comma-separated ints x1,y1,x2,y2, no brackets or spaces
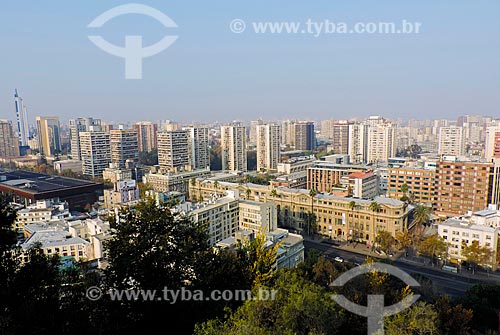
341,171,379,199
438,219,498,267
53,159,83,174
104,180,140,209
14,198,71,231
144,169,211,194
277,155,315,174
388,166,436,205
270,171,307,189
102,164,133,183
307,161,370,193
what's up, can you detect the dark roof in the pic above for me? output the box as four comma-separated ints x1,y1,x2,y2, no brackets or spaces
0,169,99,194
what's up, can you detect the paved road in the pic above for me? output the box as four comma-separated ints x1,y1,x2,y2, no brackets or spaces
304,240,500,297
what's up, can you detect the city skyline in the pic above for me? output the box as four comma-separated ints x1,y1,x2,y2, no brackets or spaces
1,1,499,123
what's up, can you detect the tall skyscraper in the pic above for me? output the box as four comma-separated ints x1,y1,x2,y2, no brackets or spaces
438,126,464,156
69,117,102,160
186,126,210,170
36,116,61,157
294,121,315,151
221,124,247,171
110,129,139,169
80,131,111,177
366,121,395,163
158,130,190,173
14,89,29,147
331,120,351,154
0,120,20,157
256,124,280,172
249,119,264,145
133,121,158,152
485,126,500,161
348,123,368,164
281,120,295,146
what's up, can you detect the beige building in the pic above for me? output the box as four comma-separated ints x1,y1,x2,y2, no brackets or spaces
53,159,83,174
485,126,500,161
341,171,379,199
36,116,61,157
190,179,410,243
277,155,315,174
239,200,277,233
133,121,157,152
143,169,211,194
104,180,140,209
185,126,210,170
388,167,436,205
366,121,395,164
158,130,190,173
307,161,370,192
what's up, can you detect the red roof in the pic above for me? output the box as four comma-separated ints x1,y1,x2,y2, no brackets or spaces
345,172,375,179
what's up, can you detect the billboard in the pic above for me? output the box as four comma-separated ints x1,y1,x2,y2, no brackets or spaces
117,180,136,190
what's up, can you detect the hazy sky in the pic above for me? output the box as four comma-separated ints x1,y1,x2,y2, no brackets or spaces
1,1,499,125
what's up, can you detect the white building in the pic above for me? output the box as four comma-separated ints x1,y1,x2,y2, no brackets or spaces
485,126,500,161
69,117,101,160
438,126,465,156
366,121,395,164
348,123,368,164
110,129,138,169
438,219,498,267
158,130,190,173
256,124,280,172
185,126,210,170
80,131,111,177
53,159,83,174
221,124,247,172
341,172,379,199
14,198,71,231
239,200,277,233
277,155,315,174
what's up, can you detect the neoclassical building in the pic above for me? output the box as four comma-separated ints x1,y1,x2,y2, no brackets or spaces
190,179,410,244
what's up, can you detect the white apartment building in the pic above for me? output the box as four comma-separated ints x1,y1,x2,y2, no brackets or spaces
341,172,379,199
348,123,368,164
14,198,71,230
277,155,316,174
438,126,465,156
157,130,190,173
221,124,247,172
239,200,277,233
438,219,498,266
185,126,210,170
110,129,138,169
256,124,280,172
79,131,111,177
485,126,500,161
366,122,395,164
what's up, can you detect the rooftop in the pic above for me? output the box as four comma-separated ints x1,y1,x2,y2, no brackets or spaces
440,219,498,233
0,170,98,194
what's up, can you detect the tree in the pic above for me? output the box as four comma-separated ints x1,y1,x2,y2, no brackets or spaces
0,194,17,252
194,271,346,335
462,240,494,273
417,234,448,262
312,256,338,286
375,231,396,253
435,295,473,335
412,205,430,239
400,183,410,203
245,188,251,200
269,188,278,199
246,232,280,287
369,202,381,243
385,302,439,335
308,189,318,236
139,148,158,165
396,229,412,251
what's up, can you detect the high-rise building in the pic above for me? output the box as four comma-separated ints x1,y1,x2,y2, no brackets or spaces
256,124,280,172
133,121,158,152
485,126,500,161
186,126,210,170
249,119,264,145
69,117,102,160
331,121,351,154
157,130,190,173
320,119,335,139
36,116,61,157
348,123,368,164
80,131,111,177
294,121,315,151
438,126,464,156
281,120,295,146
366,121,395,163
110,129,138,169
14,89,29,147
221,124,247,172
0,120,20,157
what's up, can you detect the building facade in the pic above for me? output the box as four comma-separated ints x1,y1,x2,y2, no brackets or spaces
221,124,247,172
79,131,111,177
0,120,20,157
110,129,139,169
294,121,315,151
438,126,465,156
36,116,62,157
157,130,190,173
133,121,158,152
186,126,210,170
256,124,280,172
307,161,370,193
69,117,102,160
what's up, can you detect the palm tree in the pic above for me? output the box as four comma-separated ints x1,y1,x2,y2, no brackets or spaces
245,188,252,200
400,183,409,203
348,201,356,241
369,202,381,247
412,205,430,239
270,188,278,198
308,189,318,236
395,229,412,252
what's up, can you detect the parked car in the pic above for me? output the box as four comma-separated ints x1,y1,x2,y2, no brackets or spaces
334,256,344,263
